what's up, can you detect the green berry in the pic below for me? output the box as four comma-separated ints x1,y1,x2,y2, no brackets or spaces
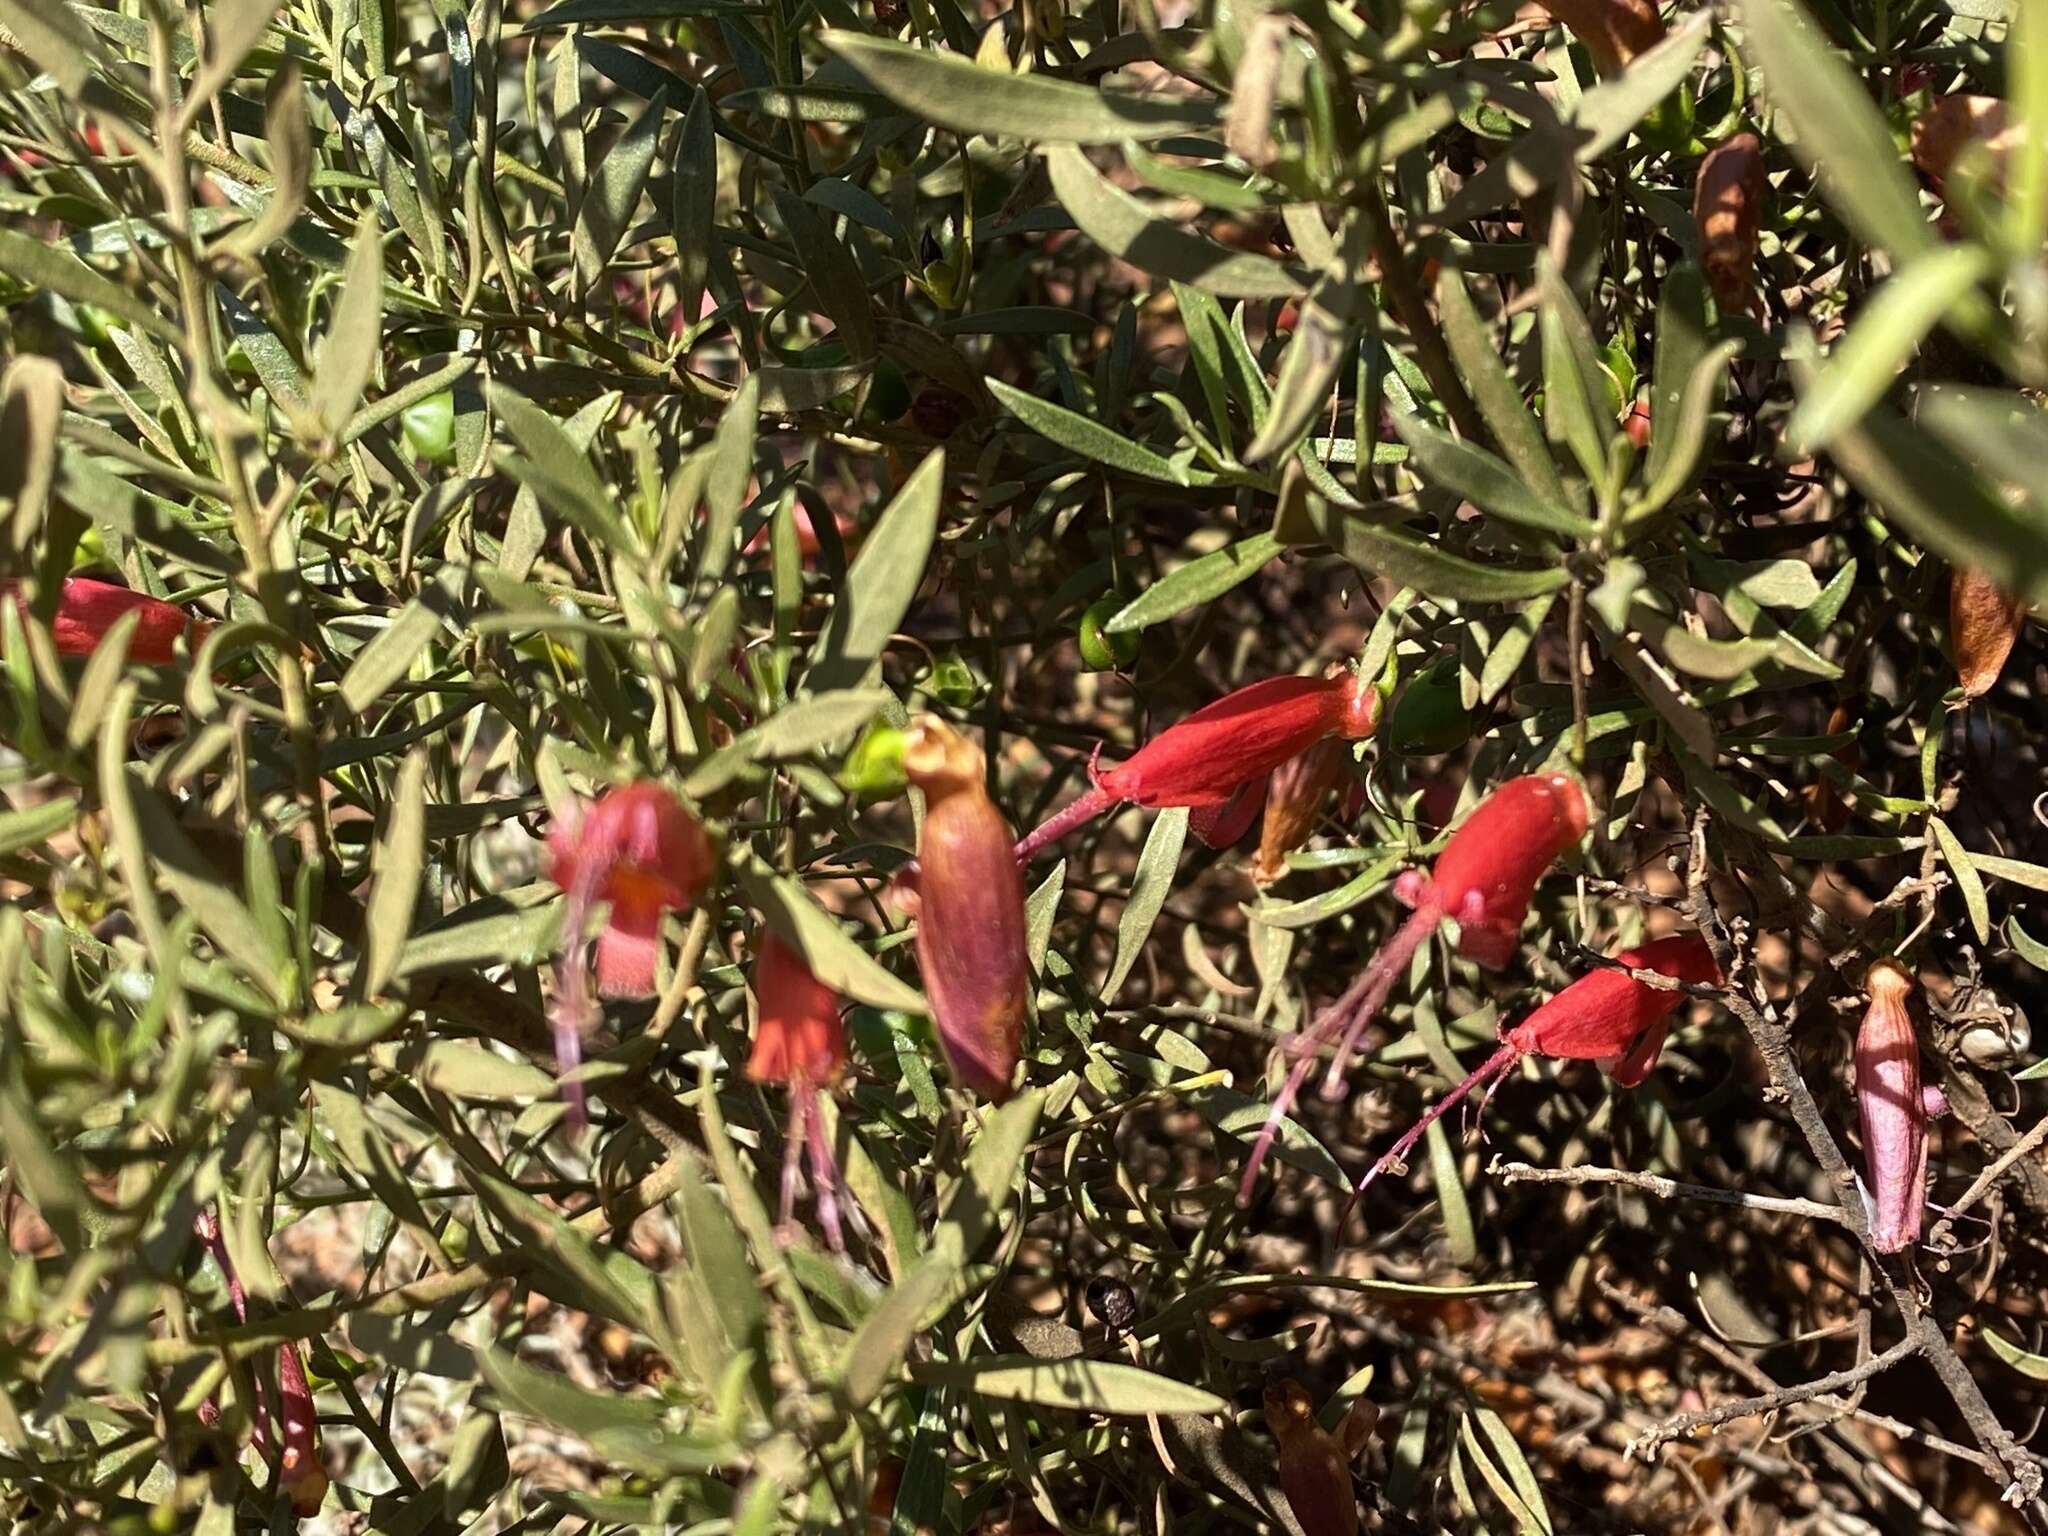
1077,596,1139,671
401,390,457,464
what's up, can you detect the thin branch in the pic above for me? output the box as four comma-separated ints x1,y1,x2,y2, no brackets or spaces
1489,1158,1850,1225
1627,1338,1919,1463
1930,1112,2048,1242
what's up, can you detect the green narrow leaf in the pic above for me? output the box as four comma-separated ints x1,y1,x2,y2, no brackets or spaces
916,1355,1227,1416
1424,1117,1479,1267
771,188,877,363
699,374,759,583
821,32,1219,143
362,748,427,997
1735,0,1935,261
805,447,942,692
0,797,78,859
987,377,1194,485
1569,10,1711,161
1644,265,1711,491
339,598,441,715
1392,412,1593,538
1539,276,1610,486
0,230,182,346
489,383,633,551
1984,1327,2048,1382
1105,531,1283,633
738,862,926,1014
1788,247,1992,452
1279,495,1570,602
1438,268,1564,505
933,1089,1044,1264
1102,807,1188,1002
671,86,717,325
685,689,895,796
574,88,667,295
1630,338,1740,521
1928,817,1991,945
183,0,281,121
1045,146,1304,299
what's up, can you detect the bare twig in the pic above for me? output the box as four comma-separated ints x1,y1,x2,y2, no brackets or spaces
1930,1112,2048,1244
1628,1338,1919,1462
1489,1158,1850,1225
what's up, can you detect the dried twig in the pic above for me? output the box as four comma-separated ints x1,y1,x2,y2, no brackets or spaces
1627,1338,1919,1462
1489,1158,1850,1225
1929,1112,2048,1244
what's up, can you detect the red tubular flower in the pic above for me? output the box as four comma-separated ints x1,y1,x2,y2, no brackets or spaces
548,782,715,1126
1013,668,1382,863
1239,773,1589,1203
1856,960,1947,1254
276,1340,327,1518
2,576,209,663
1349,934,1722,1208
903,717,1029,1102
1253,738,1348,886
194,1204,327,1520
746,932,865,1252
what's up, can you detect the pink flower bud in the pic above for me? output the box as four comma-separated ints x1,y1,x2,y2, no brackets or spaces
2,576,210,663
548,782,716,1124
904,718,1029,1102
1856,960,1946,1253
1253,738,1347,885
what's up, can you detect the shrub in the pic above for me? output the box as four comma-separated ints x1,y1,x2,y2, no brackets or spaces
0,0,2044,1529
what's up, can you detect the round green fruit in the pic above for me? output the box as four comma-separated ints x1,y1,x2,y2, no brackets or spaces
1077,596,1139,670
401,390,457,464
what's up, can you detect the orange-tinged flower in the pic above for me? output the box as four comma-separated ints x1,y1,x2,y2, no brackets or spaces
904,717,1029,1102
1253,738,1347,886
2,575,210,663
1016,668,1381,863
1856,960,1946,1253
548,782,716,1125
747,933,864,1250
1695,133,1765,317
1910,95,2011,192
1949,567,2024,701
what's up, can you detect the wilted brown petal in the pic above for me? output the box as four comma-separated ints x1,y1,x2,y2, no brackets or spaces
1949,566,2024,700
1695,133,1765,317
